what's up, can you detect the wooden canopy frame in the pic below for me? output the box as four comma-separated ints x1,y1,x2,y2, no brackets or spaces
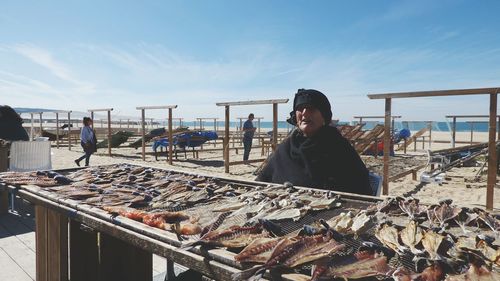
136,105,178,164
445,114,500,148
88,108,114,156
368,87,499,210
216,99,289,173
195,118,219,131
353,115,401,131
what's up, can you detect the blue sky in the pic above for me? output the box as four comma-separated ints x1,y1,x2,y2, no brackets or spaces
1,0,500,121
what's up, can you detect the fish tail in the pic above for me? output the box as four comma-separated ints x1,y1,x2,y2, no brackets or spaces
231,266,264,281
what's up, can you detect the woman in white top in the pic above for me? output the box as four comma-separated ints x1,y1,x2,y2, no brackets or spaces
75,117,97,166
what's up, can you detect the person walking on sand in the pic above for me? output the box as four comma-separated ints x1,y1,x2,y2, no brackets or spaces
75,117,97,167
242,113,256,163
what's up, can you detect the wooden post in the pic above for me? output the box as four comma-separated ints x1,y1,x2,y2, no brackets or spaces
382,98,391,195
199,119,203,130
272,103,278,151
56,113,60,149
90,112,94,128
127,119,130,128
428,122,432,149
258,118,261,135
224,106,230,173
168,108,173,165
35,206,68,281
413,136,417,151
403,138,407,154
452,117,457,148
470,122,474,145
214,118,217,132
30,113,34,140
141,109,146,161
107,110,112,156
486,93,497,210
69,220,99,281
39,112,43,137
68,112,72,150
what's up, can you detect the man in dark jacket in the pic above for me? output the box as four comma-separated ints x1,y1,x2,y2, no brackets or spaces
256,89,372,196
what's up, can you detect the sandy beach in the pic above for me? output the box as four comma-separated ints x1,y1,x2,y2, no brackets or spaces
46,129,500,212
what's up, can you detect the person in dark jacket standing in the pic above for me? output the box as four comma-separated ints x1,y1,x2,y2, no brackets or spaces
75,117,97,167
242,113,256,163
256,89,372,196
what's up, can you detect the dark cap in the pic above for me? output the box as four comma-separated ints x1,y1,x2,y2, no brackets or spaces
287,89,332,126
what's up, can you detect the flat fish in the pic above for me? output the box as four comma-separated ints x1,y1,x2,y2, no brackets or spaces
351,212,375,235
313,255,392,280
400,220,424,255
445,263,500,281
188,223,269,248
375,222,405,254
421,230,445,260
233,232,344,281
326,212,354,234
398,197,427,220
432,201,461,228
102,206,147,221
234,237,282,264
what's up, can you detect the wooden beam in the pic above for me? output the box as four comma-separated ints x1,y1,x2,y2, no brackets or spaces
382,98,391,195
224,106,230,173
168,108,173,165
141,109,146,161
216,99,289,106
107,110,112,156
353,115,401,119
487,93,497,210
452,116,457,148
56,113,60,149
369,87,500,99
39,112,43,137
446,115,500,118
87,108,114,112
273,103,278,151
136,105,177,110
67,112,72,150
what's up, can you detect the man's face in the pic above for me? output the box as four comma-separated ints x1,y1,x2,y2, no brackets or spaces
295,104,325,137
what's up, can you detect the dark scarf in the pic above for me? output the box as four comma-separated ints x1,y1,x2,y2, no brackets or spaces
289,126,334,183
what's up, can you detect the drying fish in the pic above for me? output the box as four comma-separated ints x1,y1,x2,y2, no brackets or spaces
400,220,424,255
172,222,203,236
421,230,447,260
398,197,427,220
475,236,500,266
233,231,345,281
200,211,232,236
326,211,354,234
234,237,282,264
418,261,447,281
351,211,376,235
367,197,401,215
142,211,190,230
311,243,393,281
375,222,405,254
102,206,147,221
445,251,500,281
185,222,270,249
432,199,461,229
474,208,500,233
454,207,479,234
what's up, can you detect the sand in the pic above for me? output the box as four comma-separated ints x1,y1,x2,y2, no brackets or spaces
49,129,499,212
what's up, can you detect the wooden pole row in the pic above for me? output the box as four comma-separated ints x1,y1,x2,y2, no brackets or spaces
216,99,288,173
369,87,499,210
88,108,113,156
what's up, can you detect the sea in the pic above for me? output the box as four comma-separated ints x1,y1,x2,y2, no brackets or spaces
168,120,491,133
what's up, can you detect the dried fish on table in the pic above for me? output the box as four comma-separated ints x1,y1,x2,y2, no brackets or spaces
351,211,376,236
400,220,424,255
454,207,479,234
233,231,345,281
102,206,147,221
142,211,190,229
421,230,447,260
375,222,405,254
234,237,282,264
398,197,427,220
474,208,500,233
325,211,354,234
185,222,271,249
311,244,394,281
431,200,461,229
